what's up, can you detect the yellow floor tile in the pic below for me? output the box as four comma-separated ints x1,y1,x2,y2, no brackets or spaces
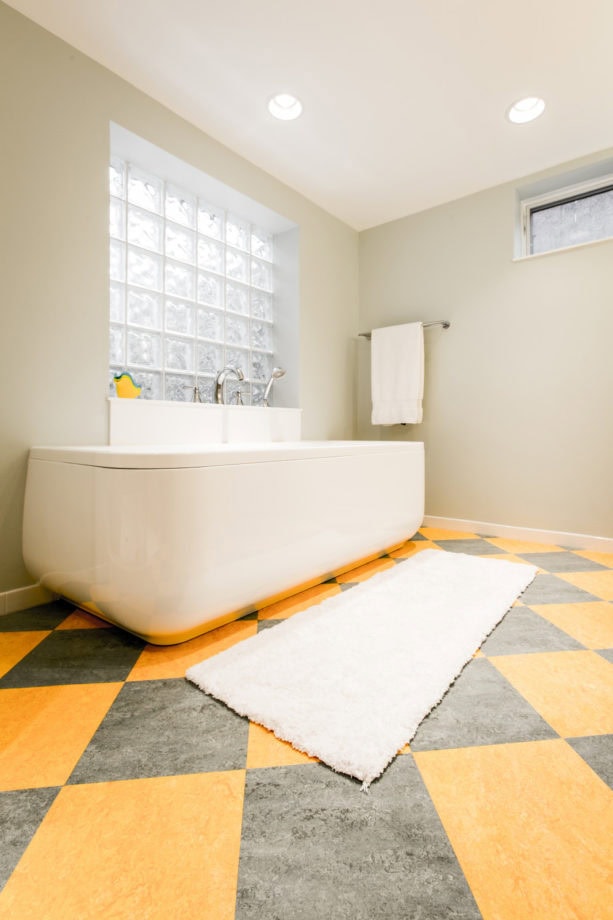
557,569,613,601
492,650,613,737
128,618,258,681
0,683,122,791
487,553,540,567
246,722,318,768
483,537,564,554
415,740,613,920
388,540,440,558
0,771,245,920
531,601,613,649
573,548,613,568
420,527,478,541
55,610,112,630
0,632,50,678
258,582,341,620
335,556,395,583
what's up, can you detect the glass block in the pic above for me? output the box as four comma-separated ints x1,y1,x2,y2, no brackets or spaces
225,313,249,347
251,227,273,261
225,347,249,377
165,261,195,300
196,307,223,341
197,342,223,376
109,198,125,240
226,214,249,250
251,321,273,352
226,282,249,315
226,248,248,282
127,247,162,290
197,237,224,274
109,324,125,365
250,291,273,321
251,382,266,406
133,370,162,401
166,299,194,336
197,271,223,307
127,289,161,329
165,335,194,373
196,377,215,403
165,224,196,264
127,166,162,214
165,185,196,228
198,202,224,240
109,282,125,322
128,207,163,252
251,350,272,382
165,373,194,402
110,240,125,282
109,158,125,198
127,330,161,368
109,366,122,397
251,257,273,291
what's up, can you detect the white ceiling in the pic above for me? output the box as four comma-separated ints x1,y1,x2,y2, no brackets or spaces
6,0,613,229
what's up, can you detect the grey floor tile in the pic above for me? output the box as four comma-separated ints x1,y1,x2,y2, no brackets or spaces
481,607,583,656
412,531,427,541
434,539,501,555
597,648,613,664
68,678,248,783
567,736,613,789
518,551,607,573
0,787,59,889
0,628,144,688
338,582,357,591
520,574,599,606
0,599,74,632
411,658,557,751
257,619,283,632
236,758,481,920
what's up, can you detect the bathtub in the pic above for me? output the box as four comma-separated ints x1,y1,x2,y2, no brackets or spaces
23,440,424,644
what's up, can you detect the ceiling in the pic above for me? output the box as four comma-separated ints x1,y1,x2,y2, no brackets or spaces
6,0,613,230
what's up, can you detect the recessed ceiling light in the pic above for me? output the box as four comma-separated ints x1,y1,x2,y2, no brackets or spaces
268,93,303,121
507,97,546,125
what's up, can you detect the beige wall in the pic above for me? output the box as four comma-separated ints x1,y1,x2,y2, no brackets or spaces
359,158,613,538
0,3,359,591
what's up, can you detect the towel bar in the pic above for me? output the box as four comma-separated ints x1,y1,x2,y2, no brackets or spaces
359,321,450,339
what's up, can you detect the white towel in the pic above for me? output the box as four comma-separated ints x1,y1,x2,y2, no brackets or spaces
371,322,424,425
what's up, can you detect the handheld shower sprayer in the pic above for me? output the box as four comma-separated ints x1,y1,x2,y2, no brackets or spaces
263,367,286,406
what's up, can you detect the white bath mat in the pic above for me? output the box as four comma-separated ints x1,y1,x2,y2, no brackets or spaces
186,550,536,785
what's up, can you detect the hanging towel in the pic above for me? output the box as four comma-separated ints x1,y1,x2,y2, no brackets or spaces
371,322,424,425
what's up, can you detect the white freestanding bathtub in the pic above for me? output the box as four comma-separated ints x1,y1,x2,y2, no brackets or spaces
23,440,424,644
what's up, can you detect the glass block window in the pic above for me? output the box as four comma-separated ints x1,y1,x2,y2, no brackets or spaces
109,157,275,404
522,176,613,256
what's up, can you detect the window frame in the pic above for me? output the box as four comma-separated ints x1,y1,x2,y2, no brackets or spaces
520,173,613,257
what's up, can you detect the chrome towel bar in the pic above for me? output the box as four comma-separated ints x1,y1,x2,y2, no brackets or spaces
359,320,450,339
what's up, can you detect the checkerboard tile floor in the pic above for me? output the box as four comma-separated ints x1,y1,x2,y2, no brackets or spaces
1,530,611,919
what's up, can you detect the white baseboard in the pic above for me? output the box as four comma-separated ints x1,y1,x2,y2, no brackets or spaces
0,583,58,616
423,515,613,552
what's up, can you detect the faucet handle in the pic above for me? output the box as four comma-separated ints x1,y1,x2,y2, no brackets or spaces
183,384,203,403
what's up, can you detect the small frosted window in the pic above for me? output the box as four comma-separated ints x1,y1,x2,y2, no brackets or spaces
529,186,613,255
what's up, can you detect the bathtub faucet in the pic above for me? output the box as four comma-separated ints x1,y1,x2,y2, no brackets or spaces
215,366,244,404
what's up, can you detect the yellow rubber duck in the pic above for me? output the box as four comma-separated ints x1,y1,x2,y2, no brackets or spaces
113,372,142,398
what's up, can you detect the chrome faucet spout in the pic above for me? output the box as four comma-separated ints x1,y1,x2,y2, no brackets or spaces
215,366,244,404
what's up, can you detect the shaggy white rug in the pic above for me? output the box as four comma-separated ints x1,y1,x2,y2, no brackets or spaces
187,550,536,786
